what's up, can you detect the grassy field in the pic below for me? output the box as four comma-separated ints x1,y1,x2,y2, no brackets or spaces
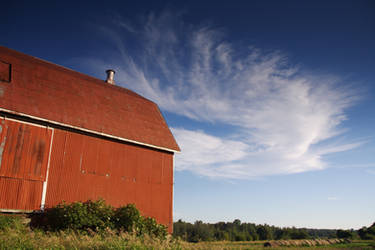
1,228,374,249
179,240,375,249
0,215,374,249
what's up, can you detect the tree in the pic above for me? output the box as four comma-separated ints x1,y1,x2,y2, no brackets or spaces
274,228,290,240
289,227,309,239
337,229,353,239
358,222,375,240
257,225,272,240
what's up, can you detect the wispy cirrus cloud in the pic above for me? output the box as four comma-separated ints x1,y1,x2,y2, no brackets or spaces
327,197,340,201
83,10,364,179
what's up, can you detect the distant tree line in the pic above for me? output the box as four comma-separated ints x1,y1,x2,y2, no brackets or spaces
334,222,375,240
173,219,375,242
358,222,375,240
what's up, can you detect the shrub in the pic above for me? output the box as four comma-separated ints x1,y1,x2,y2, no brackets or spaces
113,204,168,239
35,200,168,239
32,200,168,239
114,204,143,233
43,199,114,231
143,217,168,239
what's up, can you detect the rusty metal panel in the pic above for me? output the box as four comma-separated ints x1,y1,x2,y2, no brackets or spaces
18,179,44,210
136,147,151,183
151,151,163,184
61,131,83,203
0,118,52,211
135,181,152,217
126,146,137,181
0,118,52,181
0,177,44,210
162,153,174,185
81,135,98,175
161,183,173,231
151,183,162,220
44,129,66,207
96,138,112,177
45,128,174,232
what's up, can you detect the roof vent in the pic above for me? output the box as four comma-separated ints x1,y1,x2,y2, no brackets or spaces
105,69,115,85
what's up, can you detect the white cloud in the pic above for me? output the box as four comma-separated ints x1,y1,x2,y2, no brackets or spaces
327,197,340,201
366,169,375,175
171,128,250,177
87,10,363,179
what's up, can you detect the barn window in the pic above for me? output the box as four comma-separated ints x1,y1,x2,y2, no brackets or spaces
0,60,11,83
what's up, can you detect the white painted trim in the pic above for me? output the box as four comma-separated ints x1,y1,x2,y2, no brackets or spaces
0,209,34,213
40,128,54,210
0,108,180,153
172,154,175,224
2,116,51,129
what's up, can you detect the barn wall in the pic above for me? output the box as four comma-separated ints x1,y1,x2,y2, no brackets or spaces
45,128,174,232
0,117,52,211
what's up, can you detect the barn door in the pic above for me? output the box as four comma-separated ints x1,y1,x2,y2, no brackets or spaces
0,117,53,212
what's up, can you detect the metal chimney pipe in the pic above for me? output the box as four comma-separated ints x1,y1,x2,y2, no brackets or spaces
105,69,115,85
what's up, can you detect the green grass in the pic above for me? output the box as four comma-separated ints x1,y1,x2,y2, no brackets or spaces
0,214,181,250
0,227,183,249
1,229,374,249
0,214,374,249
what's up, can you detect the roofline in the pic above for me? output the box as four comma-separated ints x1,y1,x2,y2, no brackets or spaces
0,108,180,154
0,45,152,103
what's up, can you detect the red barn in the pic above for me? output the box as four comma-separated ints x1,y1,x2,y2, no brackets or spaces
0,46,180,232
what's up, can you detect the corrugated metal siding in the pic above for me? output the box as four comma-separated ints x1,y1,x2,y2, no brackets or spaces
0,177,43,210
0,118,52,210
45,128,173,232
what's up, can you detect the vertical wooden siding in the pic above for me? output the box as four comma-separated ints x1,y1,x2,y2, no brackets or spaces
0,118,52,210
45,128,173,232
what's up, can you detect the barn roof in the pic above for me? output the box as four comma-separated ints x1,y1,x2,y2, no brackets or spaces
0,46,180,152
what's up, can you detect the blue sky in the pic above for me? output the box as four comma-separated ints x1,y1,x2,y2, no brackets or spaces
2,0,374,229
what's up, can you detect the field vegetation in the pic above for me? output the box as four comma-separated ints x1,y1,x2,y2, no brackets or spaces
173,219,375,243
0,200,180,249
0,199,374,249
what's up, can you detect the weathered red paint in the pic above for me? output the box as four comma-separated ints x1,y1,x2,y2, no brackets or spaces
0,177,44,211
0,46,178,233
0,118,52,210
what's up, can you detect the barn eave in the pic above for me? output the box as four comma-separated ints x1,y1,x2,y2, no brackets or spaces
0,107,180,154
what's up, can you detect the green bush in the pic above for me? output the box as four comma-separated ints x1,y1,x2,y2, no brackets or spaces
114,204,142,232
35,200,168,239
143,217,168,239
43,199,114,231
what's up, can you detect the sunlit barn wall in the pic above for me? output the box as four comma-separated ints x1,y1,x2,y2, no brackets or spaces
45,128,173,230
